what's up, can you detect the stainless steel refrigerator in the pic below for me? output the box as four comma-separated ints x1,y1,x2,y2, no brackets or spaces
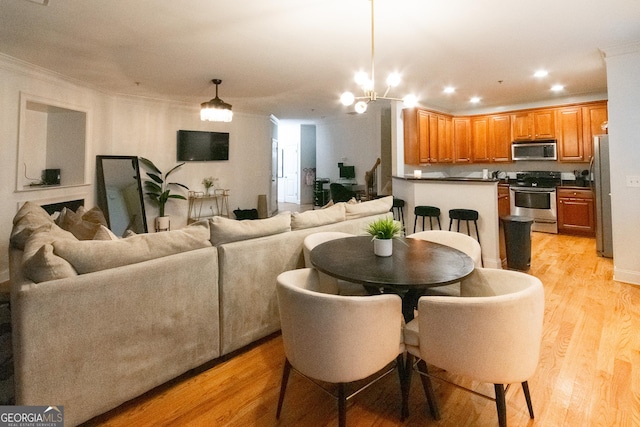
591,135,613,257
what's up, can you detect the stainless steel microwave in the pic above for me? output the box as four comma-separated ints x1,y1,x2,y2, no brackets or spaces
511,140,557,161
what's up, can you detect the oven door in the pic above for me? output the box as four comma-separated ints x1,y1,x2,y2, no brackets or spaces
510,188,558,233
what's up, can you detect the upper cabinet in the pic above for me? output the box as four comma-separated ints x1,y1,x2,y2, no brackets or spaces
581,102,609,162
403,108,453,165
403,101,607,165
453,117,471,163
557,101,608,163
511,109,555,141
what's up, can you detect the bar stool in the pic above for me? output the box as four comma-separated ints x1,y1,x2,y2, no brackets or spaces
391,198,405,229
449,208,480,245
413,206,441,233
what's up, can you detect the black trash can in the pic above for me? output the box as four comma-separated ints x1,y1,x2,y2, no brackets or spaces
500,215,533,271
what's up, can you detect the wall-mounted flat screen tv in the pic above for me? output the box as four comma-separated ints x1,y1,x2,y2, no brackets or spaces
177,130,229,161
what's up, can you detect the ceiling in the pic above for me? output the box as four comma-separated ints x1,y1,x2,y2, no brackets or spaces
1,0,639,120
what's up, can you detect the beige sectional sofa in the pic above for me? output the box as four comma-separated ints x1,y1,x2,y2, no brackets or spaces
8,196,393,426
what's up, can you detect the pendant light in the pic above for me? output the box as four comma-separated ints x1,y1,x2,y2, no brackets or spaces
201,79,233,122
340,0,417,113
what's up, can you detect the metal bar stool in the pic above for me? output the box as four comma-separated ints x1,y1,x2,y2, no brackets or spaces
448,208,480,245
413,206,441,233
392,198,405,230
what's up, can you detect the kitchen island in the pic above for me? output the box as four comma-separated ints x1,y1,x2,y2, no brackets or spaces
392,176,503,268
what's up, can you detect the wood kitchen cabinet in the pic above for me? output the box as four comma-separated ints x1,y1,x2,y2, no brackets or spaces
498,183,510,268
404,108,453,165
556,106,584,162
511,109,555,141
453,117,471,163
471,116,490,162
489,114,512,162
471,114,511,163
582,102,608,162
557,187,595,236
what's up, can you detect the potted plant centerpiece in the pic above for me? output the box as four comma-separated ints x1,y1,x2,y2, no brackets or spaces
366,217,402,256
139,157,189,231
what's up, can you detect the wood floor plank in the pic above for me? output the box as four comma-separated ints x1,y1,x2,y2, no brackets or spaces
86,233,640,427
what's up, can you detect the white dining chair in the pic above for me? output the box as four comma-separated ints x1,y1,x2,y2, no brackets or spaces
403,268,545,427
407,230,483,296
276,268,406,427
303,231,369,295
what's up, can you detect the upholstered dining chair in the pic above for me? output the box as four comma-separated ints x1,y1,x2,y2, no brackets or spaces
303,232,368,295
276,268,406,427
403,268,545,427
407,230,483,296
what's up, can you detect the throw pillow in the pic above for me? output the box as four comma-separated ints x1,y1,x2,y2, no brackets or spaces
53,221,212,274
10,202,55,250
21,223,79,283
345,195,393,219
290,203,346,230
56,207,102,240
209,212,291,245
93,225,119,241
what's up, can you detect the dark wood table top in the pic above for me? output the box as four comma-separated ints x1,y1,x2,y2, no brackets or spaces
310,236,475,291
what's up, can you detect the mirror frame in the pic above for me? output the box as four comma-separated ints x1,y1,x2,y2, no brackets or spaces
96,155,148,234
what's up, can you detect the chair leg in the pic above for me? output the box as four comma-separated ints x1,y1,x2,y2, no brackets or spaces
436,216,441,230
413,216,418,233
494,384,507,427
474,220,481,245
522,381,534,419
276,358,292,419
448,218,453,231
338,383,347,427
465,220,471,236
417,360,440,420
399,354,410,421
429,216,433,229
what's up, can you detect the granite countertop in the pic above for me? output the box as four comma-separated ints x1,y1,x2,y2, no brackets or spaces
394,175,503,183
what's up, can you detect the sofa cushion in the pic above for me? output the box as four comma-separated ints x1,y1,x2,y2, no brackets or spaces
290,203,346,230
345,195,393,219
53,221,212,274
21,223,79,283
10,201,55,250
209,212,291,245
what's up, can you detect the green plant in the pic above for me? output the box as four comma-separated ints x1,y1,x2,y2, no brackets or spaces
366,217,402,240
138,157,189,217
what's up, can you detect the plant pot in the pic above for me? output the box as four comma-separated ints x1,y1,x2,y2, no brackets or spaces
155,216,170,232
374,238,392,257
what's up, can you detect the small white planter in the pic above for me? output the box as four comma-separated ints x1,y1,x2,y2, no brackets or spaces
374,238,393,257
155,216,170,232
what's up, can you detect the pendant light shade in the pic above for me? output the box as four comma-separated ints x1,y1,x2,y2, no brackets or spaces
201,79,233,122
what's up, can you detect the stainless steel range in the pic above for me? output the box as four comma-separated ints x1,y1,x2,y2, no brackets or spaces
509,171,562,234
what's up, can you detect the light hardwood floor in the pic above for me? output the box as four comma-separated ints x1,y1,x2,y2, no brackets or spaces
88,233,640,427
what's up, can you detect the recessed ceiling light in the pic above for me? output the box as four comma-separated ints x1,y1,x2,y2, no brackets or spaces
551,84,564,92
443,86,455,94
470,97,481,103
534,70,549,78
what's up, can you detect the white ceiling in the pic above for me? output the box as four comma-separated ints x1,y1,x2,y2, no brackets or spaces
1,0,639,120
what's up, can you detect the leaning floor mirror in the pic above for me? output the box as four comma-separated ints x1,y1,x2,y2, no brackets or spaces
96,155,148,236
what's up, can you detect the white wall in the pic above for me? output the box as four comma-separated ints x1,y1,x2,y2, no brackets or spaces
0,54,273,282
603,41,640,285
315,104,383,184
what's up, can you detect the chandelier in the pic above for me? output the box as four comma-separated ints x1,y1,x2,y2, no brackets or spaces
201,79,233,122
340,0,417,114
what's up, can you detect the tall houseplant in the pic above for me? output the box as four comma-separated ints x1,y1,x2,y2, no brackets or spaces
139,157,189,230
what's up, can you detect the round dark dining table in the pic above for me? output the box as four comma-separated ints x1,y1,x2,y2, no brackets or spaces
310,235,475,321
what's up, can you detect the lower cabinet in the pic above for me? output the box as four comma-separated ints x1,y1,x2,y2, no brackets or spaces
557,187,595,236
498,183,510,268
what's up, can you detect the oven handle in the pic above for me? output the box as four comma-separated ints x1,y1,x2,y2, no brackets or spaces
510,188,556,194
